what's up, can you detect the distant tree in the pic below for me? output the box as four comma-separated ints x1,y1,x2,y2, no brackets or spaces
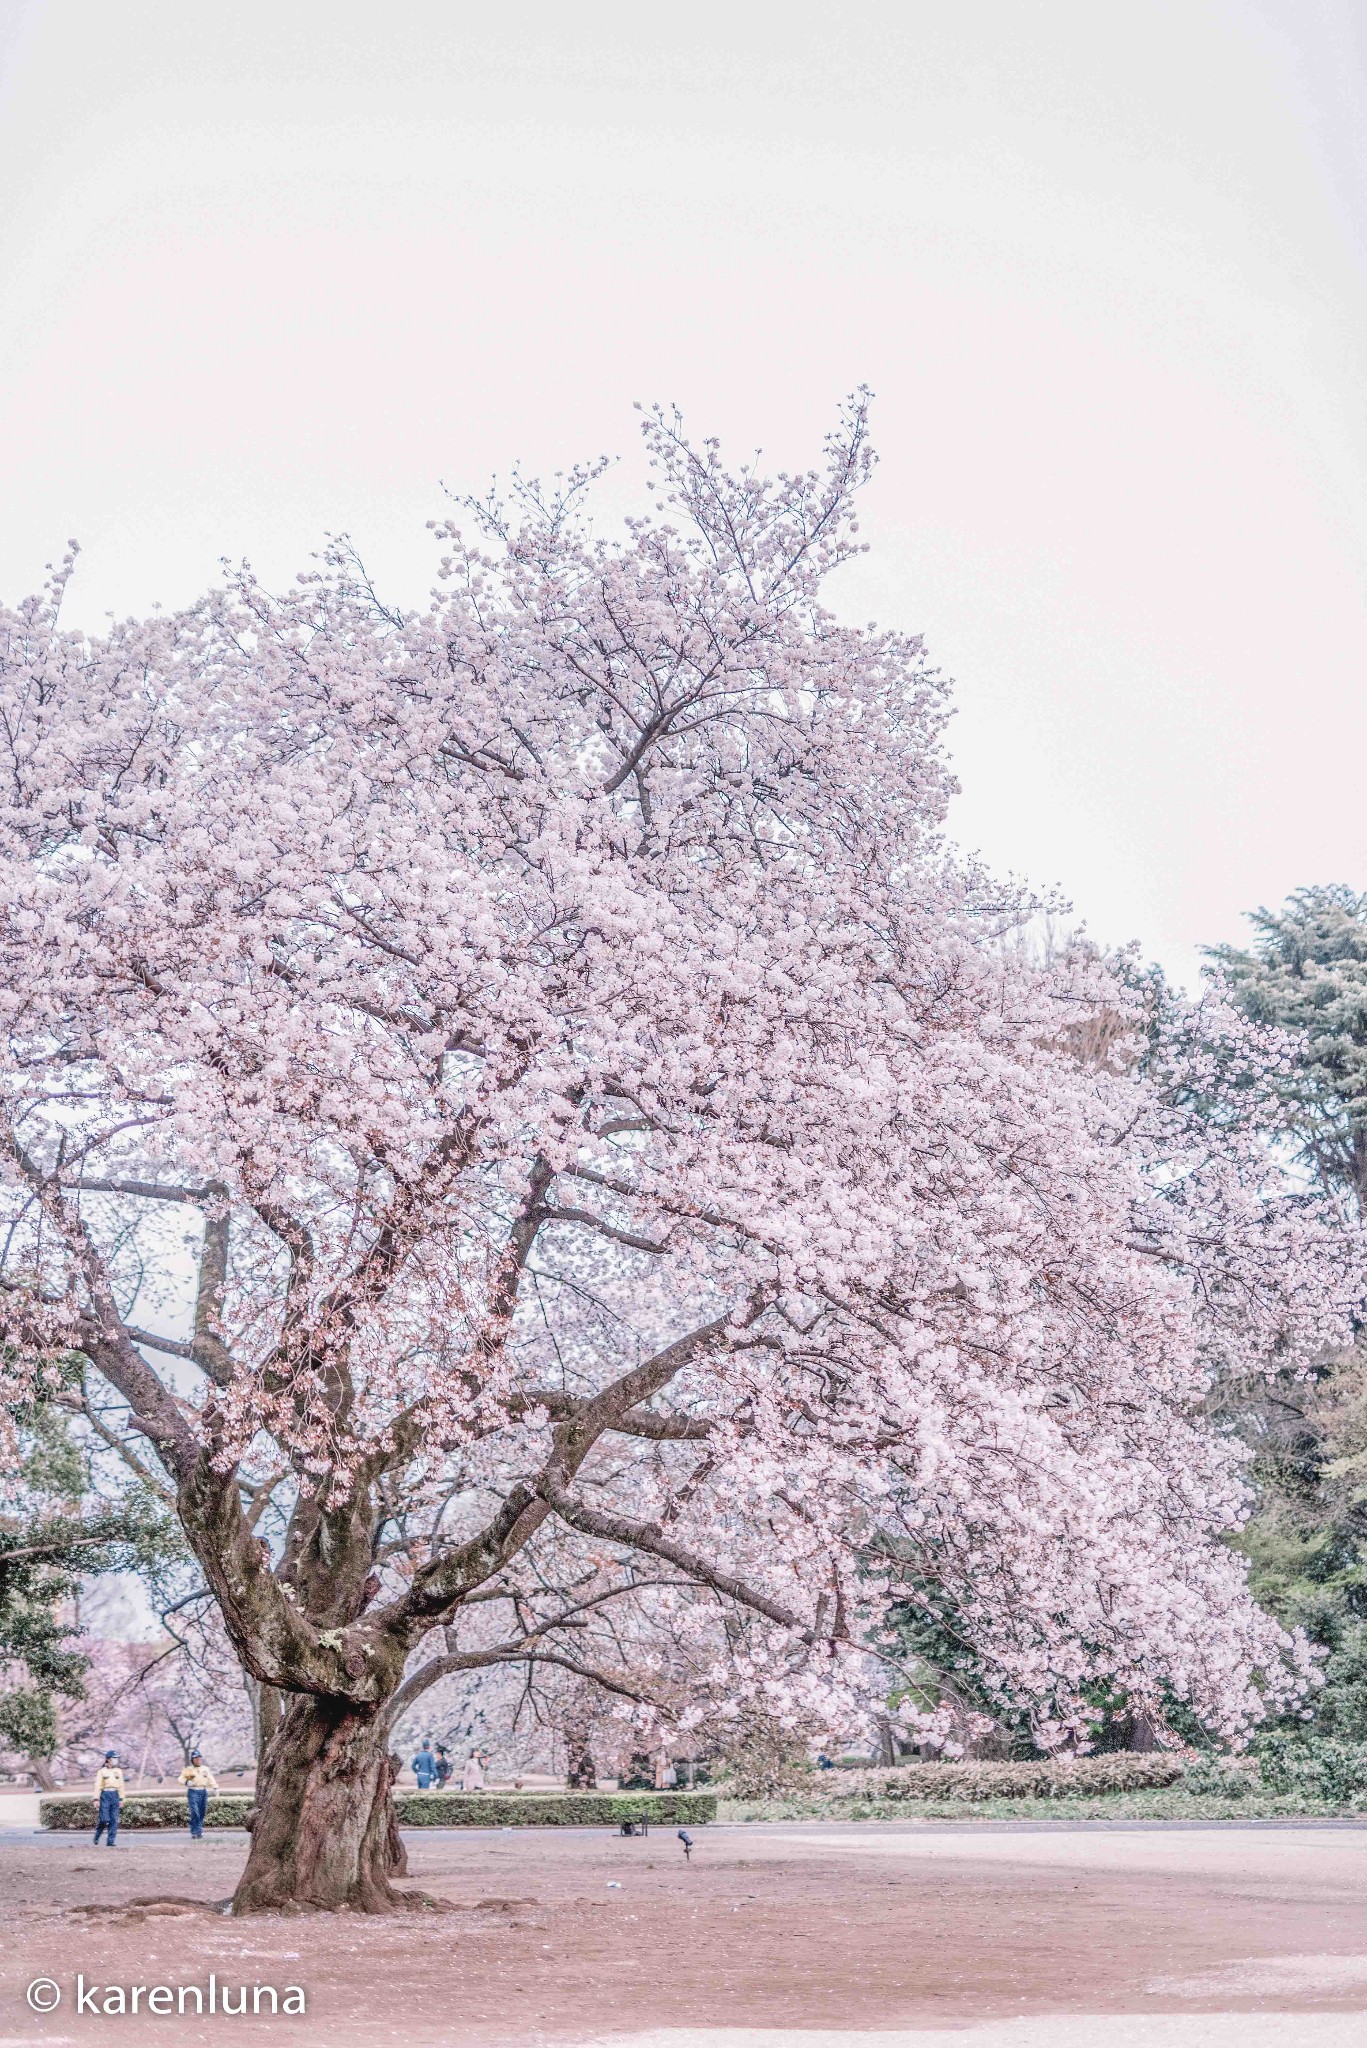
1206,885,1367,1214
50,1620,255,1785
1201,886,1367,1740
1229,1339,1367,1746
0,1390,178,1785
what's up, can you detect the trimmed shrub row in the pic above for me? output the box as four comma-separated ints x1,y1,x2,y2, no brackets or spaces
395,1790,716,1828
40,1787,717,1831
43,1791,254,1830
803,1753,1187,1802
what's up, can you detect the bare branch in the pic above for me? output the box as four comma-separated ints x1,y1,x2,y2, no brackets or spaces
66,1178,217,1205
126,1326,196,1362
514,1389,713,1440
192,1187,235,1386
0,1530,137,1567
544,1486,817,1643
383,1312,741,1635
2,1131,198,1479
534,1204,668,1255
384,1642,662,1728
70,1379,176,1506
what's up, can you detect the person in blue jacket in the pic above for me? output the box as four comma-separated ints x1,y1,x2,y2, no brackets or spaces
411,1740,438,1790
94,1751,125,1846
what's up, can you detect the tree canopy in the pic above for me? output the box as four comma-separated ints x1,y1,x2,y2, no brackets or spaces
0,401,1357,1907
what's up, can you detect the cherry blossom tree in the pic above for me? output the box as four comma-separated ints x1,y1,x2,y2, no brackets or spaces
42,1623,254,1786
0,398,1358,1913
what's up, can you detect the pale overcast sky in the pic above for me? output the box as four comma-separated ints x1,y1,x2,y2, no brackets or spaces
2,0,1364,989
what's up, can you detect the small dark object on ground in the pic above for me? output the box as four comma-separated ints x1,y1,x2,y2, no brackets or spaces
618,1818,649,1837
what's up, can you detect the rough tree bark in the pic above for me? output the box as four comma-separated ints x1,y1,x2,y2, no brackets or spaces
565,1740,597,1788
235,1695,400,1914
246,1675,283,1776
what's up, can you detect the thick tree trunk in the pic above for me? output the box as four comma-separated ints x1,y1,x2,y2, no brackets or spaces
233,1693,404,1914
1127,1710,1161,1753
565,1739,597,1789
246,1675,283,1775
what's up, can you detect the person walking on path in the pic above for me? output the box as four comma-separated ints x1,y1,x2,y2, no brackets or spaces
433,1744,452,1787
411,1740,438,1790
93,1751,124,1847
179,1750,217,1838
461,1751,485,1792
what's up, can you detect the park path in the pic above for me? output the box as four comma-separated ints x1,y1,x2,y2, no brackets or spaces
587,2022,1367,2048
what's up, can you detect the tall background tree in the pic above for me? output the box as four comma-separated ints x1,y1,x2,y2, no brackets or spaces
1209,885,1367,1214
1207,886,1367,1739
0,405,1356,1914
1,1382,178,1784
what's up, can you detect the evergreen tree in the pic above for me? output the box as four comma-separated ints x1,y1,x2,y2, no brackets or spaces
1206,885,1367,1740
1,1387,179,1777
1206,884,1367,1213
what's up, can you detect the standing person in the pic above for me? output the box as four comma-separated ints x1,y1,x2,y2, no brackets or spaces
93,1751,124,1848
411,1740,438,1790
433,1745,452,1787
179,1750,217,1839
461,1750,485,1792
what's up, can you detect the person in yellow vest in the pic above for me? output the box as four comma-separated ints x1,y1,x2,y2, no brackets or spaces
94,1751,124,1847
178,1750,217,1839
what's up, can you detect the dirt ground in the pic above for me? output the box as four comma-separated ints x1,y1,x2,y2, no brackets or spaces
2,1820,1367,2047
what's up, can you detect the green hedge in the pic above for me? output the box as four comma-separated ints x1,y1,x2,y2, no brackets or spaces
40,1788,716,1832
42,1792,255,1831
801,1754,1187,1802
1253,1734,1367,1804
394,1790,715,1828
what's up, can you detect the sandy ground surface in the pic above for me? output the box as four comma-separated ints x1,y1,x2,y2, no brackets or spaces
1,1819,1366,2047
